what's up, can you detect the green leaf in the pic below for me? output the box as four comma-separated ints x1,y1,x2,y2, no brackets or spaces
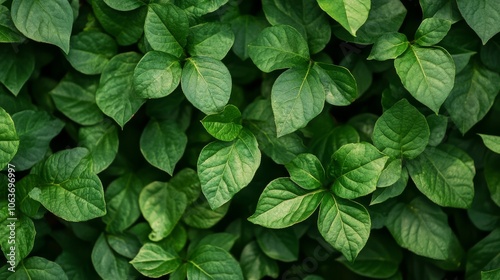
386,197,463,261
102,173,143,233
317,0,370,36
145,3,188,58
309,125,360,166
139,182,187,241
479,134,500,154
0,45,34,96
107,233,141,259
330,142,389,199
140,120,187,175
465,228,500,279
130,243,181,278
314,63,358,106
419,0,462,23
187,245,243,279
272,64,325,137
0,212,35,266
427,114,448,146
0,107,18,170
96,52,145,128
371,167,408,205
187,22,234,60
16,175,42,217
484,154,500,207
468,179,500,231
444,62,500,134
480,36,500,72
255,228,299,262
394,45,455,113
262,0,331,53
91,0,146,46
92,234,134,280
181,56,232,115
457,0,500,44
377,159,403,188
183,198,229,229
66,31,118,75
198,129,260,209
415,18,452,46
28,148,107,222
368,32,409,61
170,168,202,205
482,269,500,280
176,0,228,17
11,0,73,53
406,145,475,208
50,73,104,126
103,0,146,11
11,110,64,171
78,120,119,174
248,178,324,228
0,5,24,43
189,233,237,253
240,241,279,280
201,105,242,142
248,25,309,73
318,193,371,262
373,99,430,159
230,15,267,60
285,153,325,190
8,257,67,280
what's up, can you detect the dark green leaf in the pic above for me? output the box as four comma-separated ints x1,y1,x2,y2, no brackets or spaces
371,167,408,205
92,234,134,280
419,0,462,22
466,228,500,279
0,5,24,43
230,15,267,60
103,0,146,11
427,114,448,146
9,257,67,280
170,168,202,205
314,63,358,106
240,241,279,280
187,22,234,60
189,233,237,253
0,107,18,170
256,227,299,262
78,121,119,174
309,125,360,166
0,211,35,266
456,0,500,44
0,45,34,96
183,198,229,229
66,31,118,75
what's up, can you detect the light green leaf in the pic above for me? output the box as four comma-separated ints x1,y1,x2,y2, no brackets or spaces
444,62,500,134
368,32,409,61
130,243,181,278
11,0,73,53
230,15,267,60
92,234,134,280
415,18,452,46
248,25,309,73
201,105,242,142
377,159,403,188
457,0,500,44
198,129,260,209
8,257,67,280
406,145,475,208
187,245,243,279
318,193,371,262
139,182,187,241
170,168,202,205
28,148,106,222
103,0,146,11
0,107,18,170
314,63,357,106
395,45,455,113
272,64,325,137
78,120,119,174
240,241,279,280
11,110,64,171
248,178,324,228
50,73,104,126
256,228,299,262
183,198,229,229
103,174,143,233
96,52,145,128
371,168,408,205
0,45,34,96
0,6,24,43
465,228,500,279
66,31,118,75
140,120,187,175
176,0,228,17
145,3,188,58
330,142,389,199
479,134,500,154
187,22,234,60
0,211,35,266
373,99,430,159
262,0,331,53
386,197,463,260
317,0,370,36
181,56,232,115
309,125,360,166
285,153,325,190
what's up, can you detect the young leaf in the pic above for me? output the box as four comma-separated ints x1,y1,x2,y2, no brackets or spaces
181,56,232,115
456,0,500,44
386,197,463,261
248,178,325,228
139,182,187,241
394,45,455,113
66,31,118,75
255,228,299,262
133,51,182,99
0,45,34,96
144,3,188,58
309,125,360,166
444,62,500,134
130,243,181,278
479,134,500,154
187,245,243,279
371,168,409,205
240,241,279,280
406,145,475,208
318,193,371,262
414,18,452,46
201,104,243,142
0,107,18,170
198,129,261,209
372,99,430,159
230,15,267,60
317,0,370,37
92,234,135,280
96,52,145,128
78,120,119,174
330,142,389,199
0,212,35,266
11,0,73,53
285,153,325,190
9,257,68,279
314,63,358,106
248,25,309,72
272,64,325,137
368,32,409,61
187,22,235,60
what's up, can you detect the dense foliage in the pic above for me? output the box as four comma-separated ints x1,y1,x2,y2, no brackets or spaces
0,0,500,279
